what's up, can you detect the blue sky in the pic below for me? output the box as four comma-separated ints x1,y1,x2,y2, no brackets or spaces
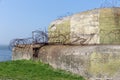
0,0,103,45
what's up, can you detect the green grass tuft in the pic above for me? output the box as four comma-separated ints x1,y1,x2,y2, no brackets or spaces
0,60,85,80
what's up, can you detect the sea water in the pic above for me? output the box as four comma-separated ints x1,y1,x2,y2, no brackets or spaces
0,45,12,61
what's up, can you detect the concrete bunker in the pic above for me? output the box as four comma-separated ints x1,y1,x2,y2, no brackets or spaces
11,7,120,80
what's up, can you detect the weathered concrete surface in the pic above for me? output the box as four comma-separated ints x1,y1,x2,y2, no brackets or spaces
70,9,99,44
48,8,120,44
12,45,33,60
48,16,71,44
13,44,120,80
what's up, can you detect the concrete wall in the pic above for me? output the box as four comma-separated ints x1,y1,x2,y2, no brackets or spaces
70,9,99,44
48,8,120,44
12,45,33,60
48,16,71,44
13,44,120,80
99,8,120,44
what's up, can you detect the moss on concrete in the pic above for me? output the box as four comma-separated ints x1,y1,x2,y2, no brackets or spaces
48,20,70,44
89,52,120,76
99,8,120,44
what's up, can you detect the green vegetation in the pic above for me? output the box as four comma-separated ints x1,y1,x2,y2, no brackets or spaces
0,60,84,80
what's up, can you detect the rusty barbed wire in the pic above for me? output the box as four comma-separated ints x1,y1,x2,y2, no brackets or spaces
32,30,48,44
101,0,120,8
57,12,73,20
9,28,120,51
9,38,28,51
9,30,48,51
